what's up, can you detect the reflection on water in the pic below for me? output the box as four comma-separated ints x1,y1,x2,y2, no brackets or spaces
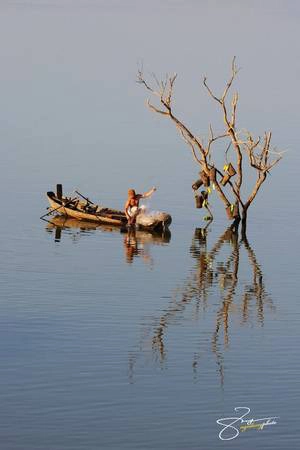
45,217,275,387
45,215,171,264
131,226,275,386
122,226,171,264
45,216,102,242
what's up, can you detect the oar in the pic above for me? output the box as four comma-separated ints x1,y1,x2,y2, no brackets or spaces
40,196,78,220
75,190,94,205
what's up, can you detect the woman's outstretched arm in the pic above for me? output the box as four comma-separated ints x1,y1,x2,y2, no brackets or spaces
141,187,157,199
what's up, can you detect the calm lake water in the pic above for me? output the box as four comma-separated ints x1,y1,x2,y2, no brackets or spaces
1,1,300,449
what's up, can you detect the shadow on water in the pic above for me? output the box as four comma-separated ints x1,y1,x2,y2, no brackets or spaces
129,226,275,386
45,215,171,264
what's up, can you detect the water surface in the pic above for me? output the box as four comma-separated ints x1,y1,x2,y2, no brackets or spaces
0,1,299,449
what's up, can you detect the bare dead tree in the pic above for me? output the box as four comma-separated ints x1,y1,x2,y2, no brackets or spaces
137,58,283,234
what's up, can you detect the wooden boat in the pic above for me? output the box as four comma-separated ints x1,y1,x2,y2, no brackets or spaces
46,191,172,232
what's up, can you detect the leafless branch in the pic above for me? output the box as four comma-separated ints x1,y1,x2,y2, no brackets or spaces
138,58,283,227
179,129,203,165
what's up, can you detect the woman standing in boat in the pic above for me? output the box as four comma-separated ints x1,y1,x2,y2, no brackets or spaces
125,187,156,225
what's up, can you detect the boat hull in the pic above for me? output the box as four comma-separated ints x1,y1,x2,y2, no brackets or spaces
47,194,124,225
46,192,171,231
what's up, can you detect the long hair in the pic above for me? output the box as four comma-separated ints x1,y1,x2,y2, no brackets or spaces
128,189,136,198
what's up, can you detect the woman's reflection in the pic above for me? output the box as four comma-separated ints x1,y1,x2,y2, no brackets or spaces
45,215,171,265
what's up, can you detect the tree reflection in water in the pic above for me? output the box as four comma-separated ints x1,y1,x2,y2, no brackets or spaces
130,226,275,386
45,217,274,386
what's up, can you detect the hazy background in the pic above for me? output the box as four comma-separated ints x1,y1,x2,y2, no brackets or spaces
1,0,299,214
0,1,299,449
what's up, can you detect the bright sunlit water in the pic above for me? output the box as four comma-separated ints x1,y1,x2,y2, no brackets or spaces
0,1,299,449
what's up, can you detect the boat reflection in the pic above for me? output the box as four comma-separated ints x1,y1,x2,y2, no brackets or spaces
130,226,275,385
45,215,171,264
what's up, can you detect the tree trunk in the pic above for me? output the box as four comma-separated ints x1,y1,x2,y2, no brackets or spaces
241,208,248,239
230,215,240,233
